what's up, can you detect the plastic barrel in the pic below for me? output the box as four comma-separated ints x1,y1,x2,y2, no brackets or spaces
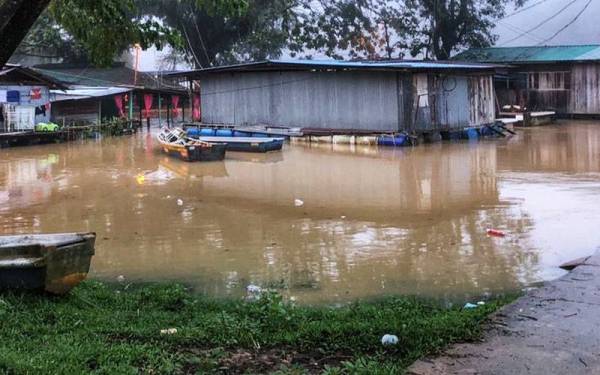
377,135,407,147
200,128,216,136
215,129,233,137
466,128,479,140
186,128,201,137
233,130,251,137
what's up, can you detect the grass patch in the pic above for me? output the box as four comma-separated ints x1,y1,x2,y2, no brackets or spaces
0,282,512,374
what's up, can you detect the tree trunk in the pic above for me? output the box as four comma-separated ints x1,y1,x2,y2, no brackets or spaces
0,0,51,66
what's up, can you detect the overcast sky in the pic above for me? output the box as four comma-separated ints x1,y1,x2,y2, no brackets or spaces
495,0,600,46
138,0,600,71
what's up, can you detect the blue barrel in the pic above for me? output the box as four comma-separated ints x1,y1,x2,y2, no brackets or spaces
480,126,494,137
466,128,479,140
200,128,215,136
186,128,201,137
215,129,233,137
233,130,251,137
377,134,408,147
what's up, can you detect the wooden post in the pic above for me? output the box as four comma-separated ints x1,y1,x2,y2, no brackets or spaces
128,91,133,129
138,94,142,130
97,100,101,126
167,97,171,128
189,80,194,123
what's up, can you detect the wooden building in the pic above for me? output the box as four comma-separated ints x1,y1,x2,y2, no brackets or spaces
33,63,190,127
455,45,600,117
170,59,498,133
0,64,66,132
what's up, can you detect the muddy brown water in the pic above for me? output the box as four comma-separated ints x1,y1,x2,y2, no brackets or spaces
0,121,599,303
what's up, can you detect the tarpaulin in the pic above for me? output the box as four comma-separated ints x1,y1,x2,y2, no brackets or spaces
7,90,20,103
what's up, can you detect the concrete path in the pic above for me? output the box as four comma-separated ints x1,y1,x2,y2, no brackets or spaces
408,252,600,375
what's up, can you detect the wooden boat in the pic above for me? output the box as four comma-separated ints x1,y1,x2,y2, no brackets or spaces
157,127,226,162
193,136,284,153
0,232,96,294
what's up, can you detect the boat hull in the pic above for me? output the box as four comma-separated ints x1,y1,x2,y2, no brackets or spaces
188,135,284,153
161,143,227,162
0,233,96,294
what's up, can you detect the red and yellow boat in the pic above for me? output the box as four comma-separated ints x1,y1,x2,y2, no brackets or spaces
157,127,227,162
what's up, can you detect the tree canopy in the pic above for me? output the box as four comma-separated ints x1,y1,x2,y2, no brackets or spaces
15,0,526,68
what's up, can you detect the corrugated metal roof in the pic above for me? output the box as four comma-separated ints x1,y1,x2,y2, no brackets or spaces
0,64,68,89
454,45,600,63
168,58,499,78
33,63,186,93
50,87,132,102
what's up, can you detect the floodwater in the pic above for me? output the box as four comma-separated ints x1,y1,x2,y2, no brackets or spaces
1,122,600,303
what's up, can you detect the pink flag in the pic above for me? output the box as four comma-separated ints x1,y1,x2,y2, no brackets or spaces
143,94,153,118
114,95,125,117
193,94,201,121
171,95,180,118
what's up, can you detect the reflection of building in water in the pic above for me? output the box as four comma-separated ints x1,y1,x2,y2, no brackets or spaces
498,123,600,173
0,154,58,213
193,142,499,219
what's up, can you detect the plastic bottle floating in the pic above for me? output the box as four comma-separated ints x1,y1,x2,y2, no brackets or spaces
486,229,506,237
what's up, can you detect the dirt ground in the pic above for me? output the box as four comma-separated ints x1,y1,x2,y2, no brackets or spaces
408,251,600,375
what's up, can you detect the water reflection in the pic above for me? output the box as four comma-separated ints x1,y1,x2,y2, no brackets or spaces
0,123,598,303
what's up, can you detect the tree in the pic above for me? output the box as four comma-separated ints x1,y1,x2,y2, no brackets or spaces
288,0,418,60
11,0,248,67
398,0,527,60
291,0,525,61
136,0,298,68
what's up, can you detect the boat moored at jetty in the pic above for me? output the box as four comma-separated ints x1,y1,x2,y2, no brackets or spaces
186,128,284,153
157,127,227,162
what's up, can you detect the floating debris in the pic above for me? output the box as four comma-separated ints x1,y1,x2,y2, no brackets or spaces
116,275,125,283
177,199,183,206
486,229,506,237
294,199,304,207
381,334,399,346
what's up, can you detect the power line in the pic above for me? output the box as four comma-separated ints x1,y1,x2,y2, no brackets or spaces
496,20,545,43
500,0,554,20
538,0,593,45
500,0,581,46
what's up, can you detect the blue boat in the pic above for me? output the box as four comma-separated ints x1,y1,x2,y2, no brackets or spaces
189,135,284,153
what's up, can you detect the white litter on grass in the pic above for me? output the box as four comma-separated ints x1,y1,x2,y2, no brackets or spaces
477,301,486,306
116,275,125,283
381,334,399,346
294,199,304,207
463,303,478,309
245,284,263,301
246,284,262,294
177,199,184,206
160,328,178,335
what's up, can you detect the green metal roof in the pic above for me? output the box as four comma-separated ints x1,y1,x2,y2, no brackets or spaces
454,45,600,64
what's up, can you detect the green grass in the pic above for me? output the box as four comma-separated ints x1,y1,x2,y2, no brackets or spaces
0,282,512,374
